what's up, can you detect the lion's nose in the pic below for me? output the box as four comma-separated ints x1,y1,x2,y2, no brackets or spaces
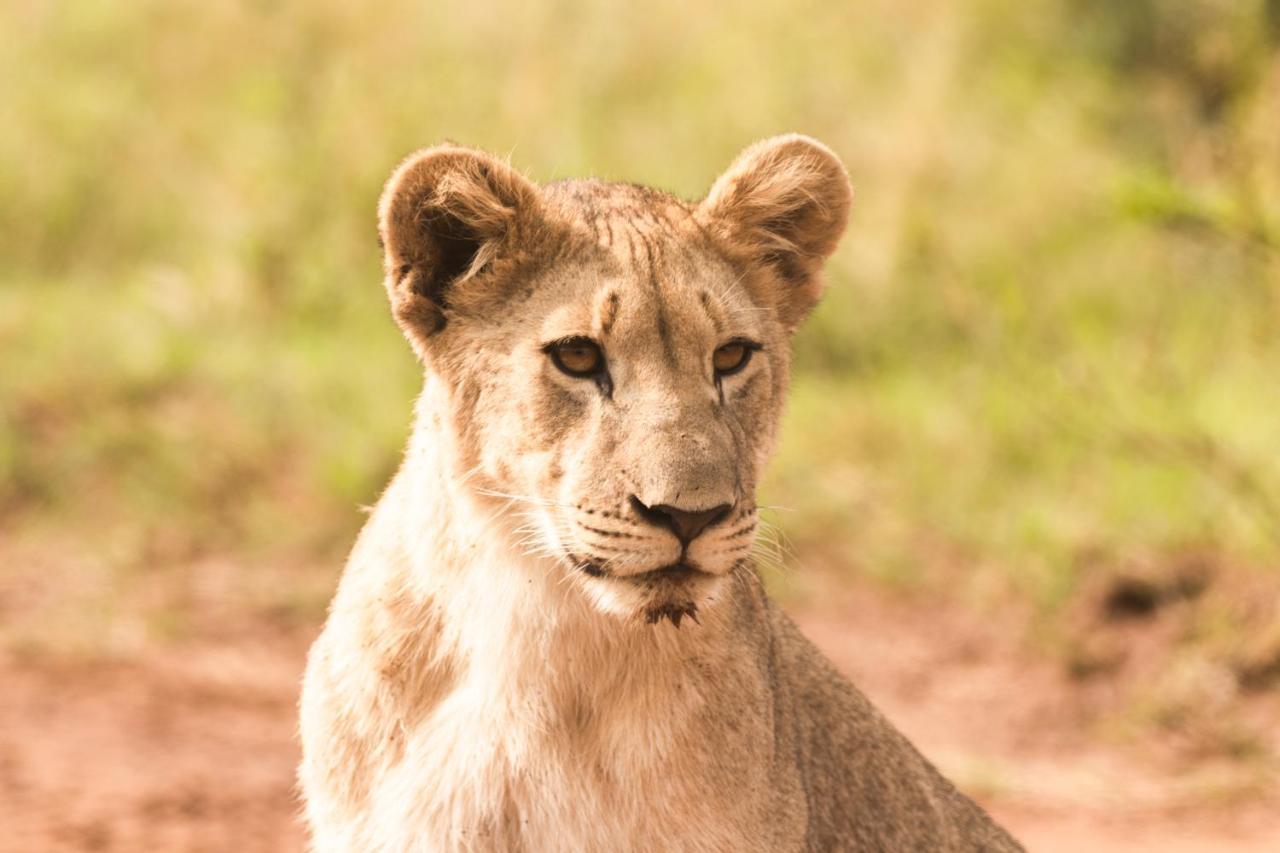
629,496,733,545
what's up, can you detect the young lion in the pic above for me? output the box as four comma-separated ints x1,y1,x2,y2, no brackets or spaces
298,136,1023,852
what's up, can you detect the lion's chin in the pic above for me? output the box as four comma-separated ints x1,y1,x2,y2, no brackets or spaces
576,566,728,628
641,600,700,627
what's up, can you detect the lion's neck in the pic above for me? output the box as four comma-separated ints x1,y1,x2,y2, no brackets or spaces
309,386,772,848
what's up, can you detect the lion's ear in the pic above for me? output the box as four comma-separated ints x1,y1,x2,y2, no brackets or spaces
377,144,540,355
699,135,851,331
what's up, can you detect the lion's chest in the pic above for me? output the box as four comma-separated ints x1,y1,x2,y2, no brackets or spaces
364,665,797,852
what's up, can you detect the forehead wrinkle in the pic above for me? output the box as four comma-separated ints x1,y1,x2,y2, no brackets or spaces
699,289,726,337
593,288,621,338
639,232,680,370
618,218,640,267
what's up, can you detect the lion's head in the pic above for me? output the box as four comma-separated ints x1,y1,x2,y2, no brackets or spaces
378,136,851,625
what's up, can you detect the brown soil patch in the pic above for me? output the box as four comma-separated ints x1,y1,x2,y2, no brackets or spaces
0,639,310,853
1,581,1276,852
792,577,1280,852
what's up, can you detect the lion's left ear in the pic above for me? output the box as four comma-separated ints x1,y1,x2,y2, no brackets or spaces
698,135,852,330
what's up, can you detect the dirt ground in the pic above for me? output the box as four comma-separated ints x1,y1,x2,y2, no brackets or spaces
2,580,1276,852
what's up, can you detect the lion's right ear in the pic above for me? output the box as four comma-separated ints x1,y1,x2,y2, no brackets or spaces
698,135,851,332
377,145,540,355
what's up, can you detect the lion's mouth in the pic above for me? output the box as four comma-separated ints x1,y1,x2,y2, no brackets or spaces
577,559,710,584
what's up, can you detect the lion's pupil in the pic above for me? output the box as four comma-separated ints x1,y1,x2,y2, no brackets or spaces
562,345,596,372
714,345,745,372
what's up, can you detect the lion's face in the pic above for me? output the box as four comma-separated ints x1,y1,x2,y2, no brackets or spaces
454,202,790,624
377,137,851,624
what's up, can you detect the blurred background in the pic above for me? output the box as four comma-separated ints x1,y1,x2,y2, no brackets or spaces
2,0,1278,850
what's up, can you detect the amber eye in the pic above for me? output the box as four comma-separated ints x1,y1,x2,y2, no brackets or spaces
546,337,605,378
713,340,757,376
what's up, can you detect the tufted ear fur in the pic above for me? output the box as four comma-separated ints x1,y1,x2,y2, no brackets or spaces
377,144,541,356
699,135,852,331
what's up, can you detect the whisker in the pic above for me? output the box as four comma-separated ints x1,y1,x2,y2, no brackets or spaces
475,488,572,510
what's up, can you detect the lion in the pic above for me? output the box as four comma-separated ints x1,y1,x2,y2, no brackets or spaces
298,135,1023,852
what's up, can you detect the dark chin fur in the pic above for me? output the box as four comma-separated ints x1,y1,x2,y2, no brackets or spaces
643,601,700,628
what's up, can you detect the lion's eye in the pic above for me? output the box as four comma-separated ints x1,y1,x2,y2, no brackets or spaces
546,337,604,378
713,340,756,376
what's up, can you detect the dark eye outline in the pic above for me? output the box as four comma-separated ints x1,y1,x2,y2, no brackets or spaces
542,335,606,381
712,338,762,378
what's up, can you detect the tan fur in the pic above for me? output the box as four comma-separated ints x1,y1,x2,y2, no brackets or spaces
299,136,1023,851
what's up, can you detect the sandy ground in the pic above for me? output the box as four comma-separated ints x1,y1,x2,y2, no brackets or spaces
1,582,1276,852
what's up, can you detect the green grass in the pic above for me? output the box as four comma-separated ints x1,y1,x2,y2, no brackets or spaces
2,0,1279,710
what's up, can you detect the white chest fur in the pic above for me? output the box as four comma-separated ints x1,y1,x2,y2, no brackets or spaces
364,655,763,851
300,456,805,852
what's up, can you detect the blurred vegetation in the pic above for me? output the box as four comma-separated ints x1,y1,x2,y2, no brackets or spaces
1,0,1278,718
